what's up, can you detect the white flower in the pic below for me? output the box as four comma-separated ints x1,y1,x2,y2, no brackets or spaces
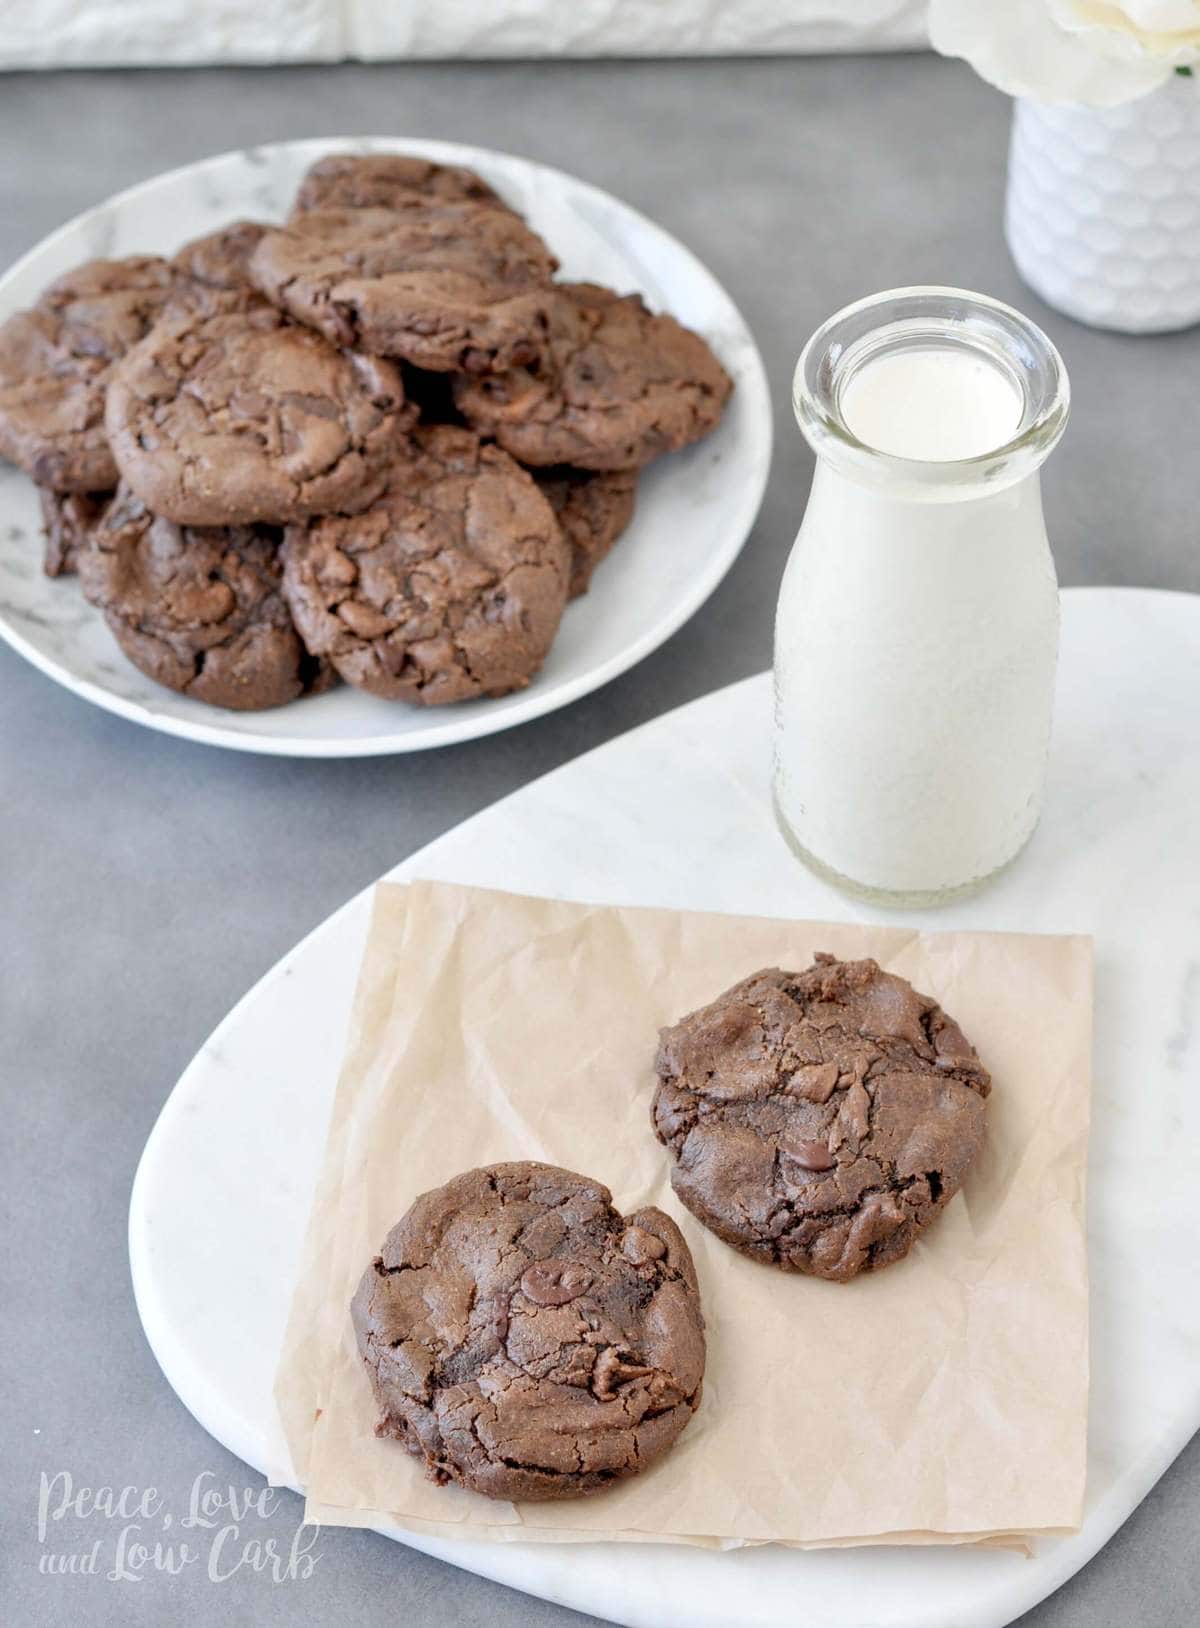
929,0,1200,106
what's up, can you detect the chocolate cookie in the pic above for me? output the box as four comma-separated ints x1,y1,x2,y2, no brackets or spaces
38,486,111,578
292,154,501,215
453,282,732,470
536,467,637,598
105,301,408,526
281,424,569,703
652,956,991,1283
249,202,557,374
170,220,271,308
0,256,176,491
351,1161,705,1501
77,485,333,710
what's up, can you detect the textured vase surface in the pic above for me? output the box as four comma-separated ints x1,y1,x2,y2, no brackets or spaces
1007,79,1200,334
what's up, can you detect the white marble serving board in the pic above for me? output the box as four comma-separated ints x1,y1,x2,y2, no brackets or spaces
0,137,770,756
129,588,1200,1628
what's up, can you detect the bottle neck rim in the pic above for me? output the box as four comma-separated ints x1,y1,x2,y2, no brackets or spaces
793,286,1070,502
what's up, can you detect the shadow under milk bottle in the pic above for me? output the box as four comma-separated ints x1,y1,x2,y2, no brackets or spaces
774,286,1070,907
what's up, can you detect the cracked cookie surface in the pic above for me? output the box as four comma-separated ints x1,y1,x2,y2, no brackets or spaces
38,486,112,577
0,256,177,492
652,956,991,1283
292,153,502,215
281,423,569,704
169,220,271,312
77,484,334,710
535,466,637,598
249,202,557,374
453,281,732,470
104,301,408,526
351,1161,706,1502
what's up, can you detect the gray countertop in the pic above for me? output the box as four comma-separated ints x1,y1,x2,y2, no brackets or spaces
2,53,1197,1628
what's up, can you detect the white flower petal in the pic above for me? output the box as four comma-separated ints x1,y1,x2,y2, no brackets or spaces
929,0,1176,104
1057,1,1200,62
1109,2,1200,31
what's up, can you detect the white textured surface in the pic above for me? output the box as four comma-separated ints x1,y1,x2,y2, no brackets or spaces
1007,79,1200,332
0,137,770,757
129,587,1200,1628
0,1,929,68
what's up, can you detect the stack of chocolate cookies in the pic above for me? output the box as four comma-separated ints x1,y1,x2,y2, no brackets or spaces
0,154,733,711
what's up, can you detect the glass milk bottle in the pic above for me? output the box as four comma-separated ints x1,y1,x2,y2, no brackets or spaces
774,287,1070,907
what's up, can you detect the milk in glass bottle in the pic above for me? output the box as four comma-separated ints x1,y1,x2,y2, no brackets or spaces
774,288,1070,906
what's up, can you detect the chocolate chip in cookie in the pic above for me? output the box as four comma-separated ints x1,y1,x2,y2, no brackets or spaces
76,484,334,710
351,1161,706,1501
534,467,637,598
250,202,557,374
0,256,177,492
292,154,502,216
453,282,732,471
105,301,409,526
652,956,991,1283
281,423,570,704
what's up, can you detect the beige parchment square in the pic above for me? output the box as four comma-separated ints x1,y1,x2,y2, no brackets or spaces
275,880,1091,1549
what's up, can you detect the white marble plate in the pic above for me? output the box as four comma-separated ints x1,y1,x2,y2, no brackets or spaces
0,137,770,756
129,587,1200,1628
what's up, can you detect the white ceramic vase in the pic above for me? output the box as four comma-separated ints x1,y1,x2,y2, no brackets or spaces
1006,75,1200,334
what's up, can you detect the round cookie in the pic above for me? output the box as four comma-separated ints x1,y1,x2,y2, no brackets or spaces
105,301,408,526
170,220,271,309
38,486,112,578
0,256,177,491
292,153,501,215
249,202,557,374
453,282,732,471
281,423,570,704
535,467,637,598
76,484,334,711
652,956,991,1283
351,1161,706,1502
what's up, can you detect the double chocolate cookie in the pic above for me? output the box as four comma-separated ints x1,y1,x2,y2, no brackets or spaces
77,484,332,710
170,220,270,310
0,256,177,491
351,1161,706,1501
652,956,991,1283
454,282,732,470
282,424,569,703
536,467,637,598
250,202,557,373
105,302,408,526
292,153,501,215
